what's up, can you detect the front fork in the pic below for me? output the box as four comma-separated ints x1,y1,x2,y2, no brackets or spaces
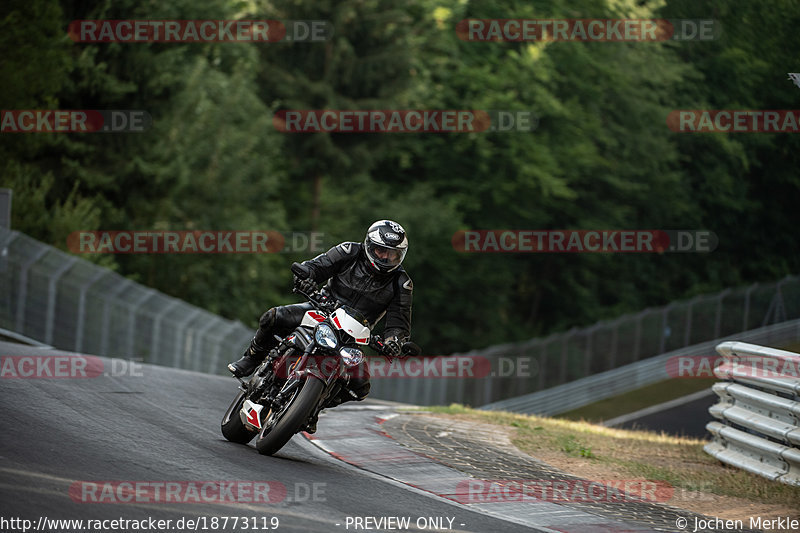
246,335,349,430
288,347,350,424
264,343,340,408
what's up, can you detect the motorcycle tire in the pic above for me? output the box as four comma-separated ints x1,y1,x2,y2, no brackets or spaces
255,377,325,456
221,390,257,444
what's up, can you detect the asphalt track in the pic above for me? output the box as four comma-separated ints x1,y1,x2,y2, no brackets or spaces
611,393,717,438
0,342,540,533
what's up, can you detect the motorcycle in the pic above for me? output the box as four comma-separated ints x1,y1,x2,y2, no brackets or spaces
221,265,421,456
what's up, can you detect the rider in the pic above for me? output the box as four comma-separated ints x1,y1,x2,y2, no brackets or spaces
228,219,413,432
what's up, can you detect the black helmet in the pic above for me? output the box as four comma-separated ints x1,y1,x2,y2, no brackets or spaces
363,220,408,273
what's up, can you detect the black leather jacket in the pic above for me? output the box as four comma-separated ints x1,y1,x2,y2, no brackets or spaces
300,242,413,340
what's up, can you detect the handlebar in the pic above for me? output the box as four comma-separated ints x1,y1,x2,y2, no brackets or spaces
290,262,310,279
370,335,422,360
291,264,422,358
290,263,335,312
370,335,387,354
293,284,337,313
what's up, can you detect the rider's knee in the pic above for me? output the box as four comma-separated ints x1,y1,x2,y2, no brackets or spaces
258,308,278,330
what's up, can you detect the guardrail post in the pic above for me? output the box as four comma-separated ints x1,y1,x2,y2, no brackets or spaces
762,277,789,327
75,270,110,353
15,246,48,333
0,231,18,324
44,256,78,345
100,279,133,357
189,313,211,371
0,230,18,274
126,289,157,358
150,299,182,364
684,296,700,347
173,309,202,369
714,289,731,339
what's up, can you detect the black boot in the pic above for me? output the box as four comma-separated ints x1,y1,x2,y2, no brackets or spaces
303,410,321,434
227,340,269,378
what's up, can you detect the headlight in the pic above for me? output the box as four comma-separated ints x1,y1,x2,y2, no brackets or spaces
314,324,338,349
339,347,364,367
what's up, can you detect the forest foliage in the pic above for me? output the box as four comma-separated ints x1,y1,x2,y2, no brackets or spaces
2,0,799,354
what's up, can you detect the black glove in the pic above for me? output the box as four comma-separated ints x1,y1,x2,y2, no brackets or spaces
293,275,317,295
383,338,402,358
291,262,312,279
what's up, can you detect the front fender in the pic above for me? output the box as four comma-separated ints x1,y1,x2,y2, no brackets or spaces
296,367,328,383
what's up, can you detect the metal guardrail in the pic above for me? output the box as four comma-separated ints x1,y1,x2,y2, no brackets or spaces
0,326,52,348
705,341,800,486
0,228,254,374
478,319,800,416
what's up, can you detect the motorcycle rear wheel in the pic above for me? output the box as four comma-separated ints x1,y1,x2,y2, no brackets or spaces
255,377,325,455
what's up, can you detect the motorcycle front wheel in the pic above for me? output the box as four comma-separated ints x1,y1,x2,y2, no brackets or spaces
221,390,257,444
255,377,325,456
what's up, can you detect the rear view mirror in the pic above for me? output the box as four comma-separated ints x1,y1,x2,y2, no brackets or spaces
401,342,422,357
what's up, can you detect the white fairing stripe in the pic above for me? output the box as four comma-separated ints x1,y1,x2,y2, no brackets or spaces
301,310,326,328
332,308,371,345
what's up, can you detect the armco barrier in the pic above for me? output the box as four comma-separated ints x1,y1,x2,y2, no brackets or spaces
705,341,800,485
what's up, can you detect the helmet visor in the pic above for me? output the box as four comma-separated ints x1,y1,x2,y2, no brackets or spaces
365,241,406,270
